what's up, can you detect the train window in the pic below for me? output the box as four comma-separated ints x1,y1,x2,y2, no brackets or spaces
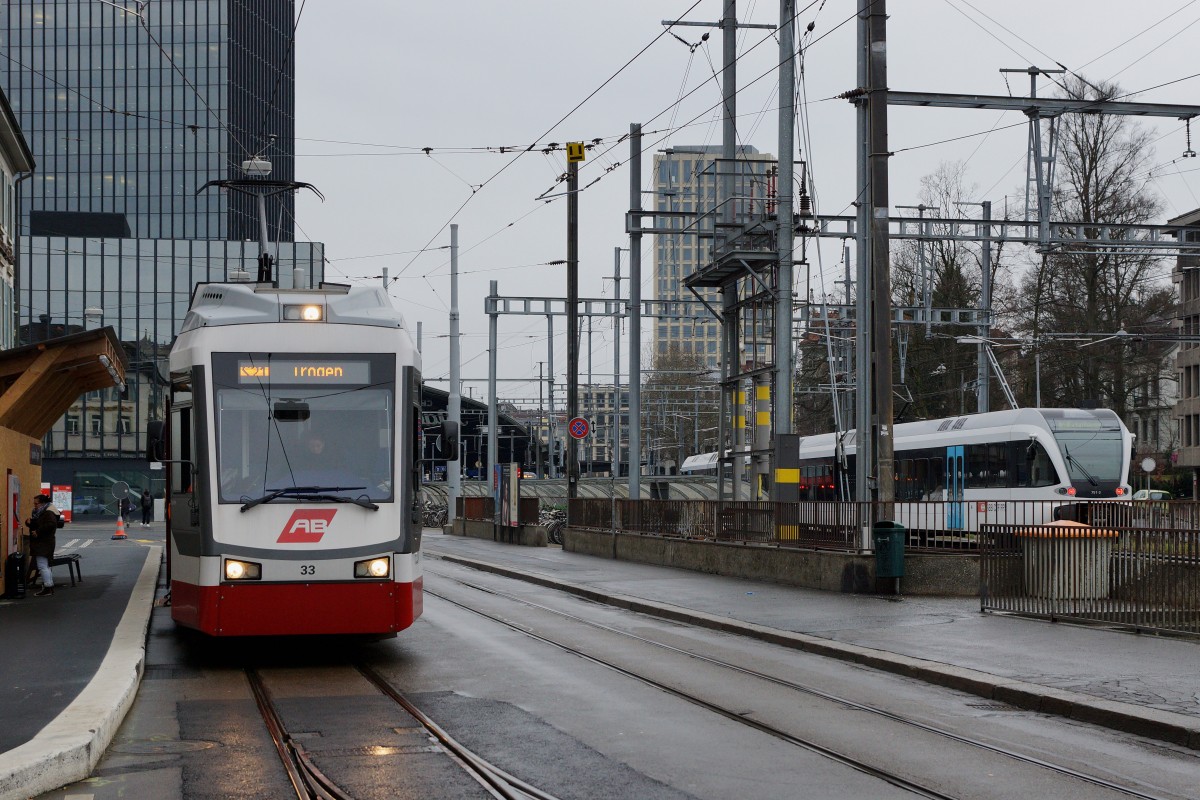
1028,441,1057,487
966,444,988,489
1012,440,1057,487
988,444,1008,488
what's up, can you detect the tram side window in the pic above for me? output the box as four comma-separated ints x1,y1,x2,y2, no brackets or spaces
170,404,192,494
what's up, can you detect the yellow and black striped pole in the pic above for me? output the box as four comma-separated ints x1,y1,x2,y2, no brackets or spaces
775,433,800,541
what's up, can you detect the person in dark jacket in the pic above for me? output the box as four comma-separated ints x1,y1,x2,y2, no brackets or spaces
139,489,153,527
25,494,59,597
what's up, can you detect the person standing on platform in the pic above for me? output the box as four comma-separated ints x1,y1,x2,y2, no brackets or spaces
140,489,153,527
25,493,59,597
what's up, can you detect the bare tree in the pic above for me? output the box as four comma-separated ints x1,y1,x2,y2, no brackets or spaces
1015,77,1175,415
641,345,719,470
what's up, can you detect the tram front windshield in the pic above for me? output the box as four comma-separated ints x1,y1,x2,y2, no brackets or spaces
1045,412,1125,486
212,353,396,504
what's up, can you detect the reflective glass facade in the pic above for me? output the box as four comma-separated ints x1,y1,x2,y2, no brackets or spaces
0,0,295,240
1,1,312,499
22,238,323,463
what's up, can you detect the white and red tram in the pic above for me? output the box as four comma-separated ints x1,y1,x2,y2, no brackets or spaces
149,281,446,636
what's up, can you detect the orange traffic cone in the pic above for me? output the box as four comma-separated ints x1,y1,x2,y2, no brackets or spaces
112,515,127,540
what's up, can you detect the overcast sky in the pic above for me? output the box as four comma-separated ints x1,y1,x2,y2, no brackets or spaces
292,1,1200,407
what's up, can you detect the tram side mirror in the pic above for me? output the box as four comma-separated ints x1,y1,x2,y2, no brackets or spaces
441,420,460,462
273,400,310,421
146,420,166,462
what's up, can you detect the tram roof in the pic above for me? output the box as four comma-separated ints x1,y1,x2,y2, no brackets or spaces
180,282,407,332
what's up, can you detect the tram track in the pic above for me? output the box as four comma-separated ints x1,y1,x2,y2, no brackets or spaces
425,566,1181,800
245,664,563,800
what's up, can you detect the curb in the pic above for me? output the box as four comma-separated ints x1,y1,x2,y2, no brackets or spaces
435,552,1200,752
0,546,161,800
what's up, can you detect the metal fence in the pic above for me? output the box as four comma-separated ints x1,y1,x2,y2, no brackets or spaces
568,497,1200,636
980,522,1200,636
568,498,1166,552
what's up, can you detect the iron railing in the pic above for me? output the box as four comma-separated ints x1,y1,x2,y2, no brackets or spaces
980,522,1200,636
567,497,1200,636
568,498,1165,552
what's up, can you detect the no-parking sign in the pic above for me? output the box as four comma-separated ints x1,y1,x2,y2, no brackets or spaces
568,417,590,439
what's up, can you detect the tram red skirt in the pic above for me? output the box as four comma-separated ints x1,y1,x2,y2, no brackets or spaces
171,577,423,636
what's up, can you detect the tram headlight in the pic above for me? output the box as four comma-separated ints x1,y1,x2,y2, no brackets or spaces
283,304,324,322
224,559,262,581
354,557,390,579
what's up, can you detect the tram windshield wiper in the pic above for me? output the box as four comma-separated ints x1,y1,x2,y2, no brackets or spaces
304,494,380,511
1063,449,1099,486
240,486,369,512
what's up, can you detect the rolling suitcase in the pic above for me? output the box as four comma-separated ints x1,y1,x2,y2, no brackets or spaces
3,551,25,599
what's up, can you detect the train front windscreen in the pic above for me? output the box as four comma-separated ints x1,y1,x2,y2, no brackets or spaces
211,352,396,504
1043,410,1126,495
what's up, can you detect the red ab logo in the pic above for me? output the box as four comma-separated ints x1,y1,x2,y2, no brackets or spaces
277,509,337,543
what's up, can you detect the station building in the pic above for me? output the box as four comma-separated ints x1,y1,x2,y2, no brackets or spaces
0,84,127,595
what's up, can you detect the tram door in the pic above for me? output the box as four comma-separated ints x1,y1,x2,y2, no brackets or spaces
945,445,965,530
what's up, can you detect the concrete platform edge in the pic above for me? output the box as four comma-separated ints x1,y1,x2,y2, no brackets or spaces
0,546,161,800
435,552,1200,752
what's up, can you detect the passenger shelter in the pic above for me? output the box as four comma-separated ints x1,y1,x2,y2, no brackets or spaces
0,328,127,595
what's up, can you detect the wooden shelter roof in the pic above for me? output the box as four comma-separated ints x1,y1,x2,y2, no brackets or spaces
0,327,128,438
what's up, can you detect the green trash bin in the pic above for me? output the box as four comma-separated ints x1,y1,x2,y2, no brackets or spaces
873,520,906,579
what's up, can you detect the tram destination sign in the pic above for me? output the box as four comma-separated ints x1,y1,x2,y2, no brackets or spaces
238,360,370,385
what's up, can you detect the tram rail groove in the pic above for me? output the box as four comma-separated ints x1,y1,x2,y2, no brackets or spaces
245,668,352,800
245,663,562,800
427,568,1182,800
355,663,562,800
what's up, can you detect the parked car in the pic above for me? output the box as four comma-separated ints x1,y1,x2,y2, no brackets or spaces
1130,488,1173,527
72,497,107,514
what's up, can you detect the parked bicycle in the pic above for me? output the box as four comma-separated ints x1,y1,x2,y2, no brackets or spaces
540,506,566,545
422,500,448,529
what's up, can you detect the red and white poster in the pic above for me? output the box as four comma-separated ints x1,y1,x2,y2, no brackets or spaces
52,485,73,523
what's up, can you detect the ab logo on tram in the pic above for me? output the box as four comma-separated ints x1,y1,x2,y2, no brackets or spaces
278,509,337,543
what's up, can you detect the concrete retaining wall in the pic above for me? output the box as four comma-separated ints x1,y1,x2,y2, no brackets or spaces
444,518,548,547
564,527,980,596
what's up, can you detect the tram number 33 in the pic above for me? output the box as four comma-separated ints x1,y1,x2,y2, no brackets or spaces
300,565,316,576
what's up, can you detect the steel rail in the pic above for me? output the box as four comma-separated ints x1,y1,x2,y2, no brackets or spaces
427,567,1179,800
245,668,352,800
424,585,959,800
356,663,562,800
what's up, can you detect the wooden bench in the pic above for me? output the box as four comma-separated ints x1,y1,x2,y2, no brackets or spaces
49,553,82,587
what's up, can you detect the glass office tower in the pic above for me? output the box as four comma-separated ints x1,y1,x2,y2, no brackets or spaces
652,145,776,369
1,1,317,505
1,0,295,241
